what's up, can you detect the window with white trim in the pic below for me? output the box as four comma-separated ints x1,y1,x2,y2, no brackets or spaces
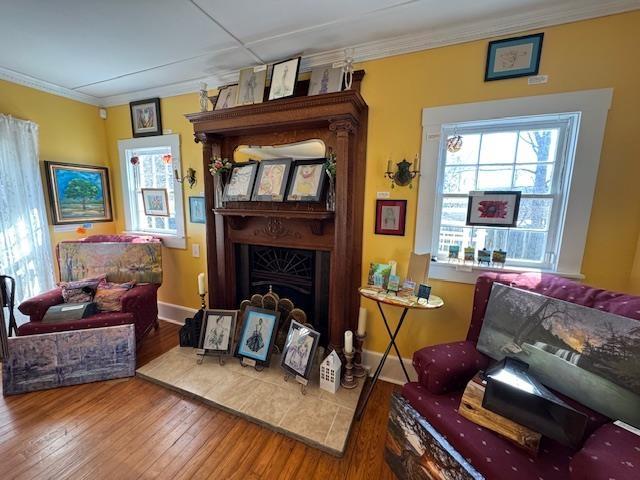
432,113,580,270
117,134,185,249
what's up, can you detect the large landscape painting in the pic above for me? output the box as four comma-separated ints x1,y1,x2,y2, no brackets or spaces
477,284,640,427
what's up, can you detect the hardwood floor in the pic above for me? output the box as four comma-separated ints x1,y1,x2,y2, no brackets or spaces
0,321,399,479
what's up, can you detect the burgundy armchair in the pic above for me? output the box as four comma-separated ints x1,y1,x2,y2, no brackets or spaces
18,235,162,345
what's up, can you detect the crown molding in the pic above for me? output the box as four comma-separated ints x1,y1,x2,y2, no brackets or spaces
3,0,639,107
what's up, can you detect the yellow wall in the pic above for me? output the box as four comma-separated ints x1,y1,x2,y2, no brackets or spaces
0,79,116,273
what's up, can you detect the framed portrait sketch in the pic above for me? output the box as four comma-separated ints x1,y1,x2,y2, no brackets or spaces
44,161,113,225
129,98,162,137
485,33,544,81
223,161,258,202
252,158,292,202
237,67,267,105
214,84,238,110
268,57,301,100
285,159,326,202
189,196,205,224
281,320,320,380
308,66,344,96
141,188,170,216
235,307,280,367
466,191,521,227
375,199,407,236
199,310,237,356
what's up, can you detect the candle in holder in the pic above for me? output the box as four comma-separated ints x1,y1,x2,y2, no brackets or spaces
357,307,367,336
197,273,206,295
344,330,353,354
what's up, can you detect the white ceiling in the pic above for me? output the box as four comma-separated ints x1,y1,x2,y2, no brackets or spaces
0,0,637,106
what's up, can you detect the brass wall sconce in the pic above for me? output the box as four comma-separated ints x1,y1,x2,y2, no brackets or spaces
174,167,197,189
384,155,420,188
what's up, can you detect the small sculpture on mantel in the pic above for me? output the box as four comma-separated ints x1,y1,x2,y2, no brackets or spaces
199,82,209,112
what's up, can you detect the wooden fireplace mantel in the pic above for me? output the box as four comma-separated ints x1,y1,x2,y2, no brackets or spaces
186,71,368,351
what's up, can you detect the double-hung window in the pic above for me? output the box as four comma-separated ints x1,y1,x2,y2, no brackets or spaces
118,134,185,248
434,114,579,270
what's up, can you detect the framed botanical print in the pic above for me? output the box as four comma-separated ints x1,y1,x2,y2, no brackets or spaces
281,320,320,380
189,196,205,224
235,307,280,367
252,158,292,202
466,191,521,227
223,161,258,202
199,309,237,356
375,199,407,236
141,188,169,216
129,98,162,137
214,84,239,110
237,67,267,105
44,161,113,225
308,66,344,96
485,33,544,81
285,159,326,202
268,57,301,100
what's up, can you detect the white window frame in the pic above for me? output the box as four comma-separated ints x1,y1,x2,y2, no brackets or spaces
415,89,612,284
117,134,186,249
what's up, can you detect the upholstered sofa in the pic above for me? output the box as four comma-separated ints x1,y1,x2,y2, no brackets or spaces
18,235,162,345
386,272,640,480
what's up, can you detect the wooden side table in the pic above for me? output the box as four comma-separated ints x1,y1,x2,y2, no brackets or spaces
356,287,444,420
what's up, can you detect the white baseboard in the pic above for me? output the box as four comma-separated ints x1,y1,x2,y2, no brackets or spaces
157,301,416,386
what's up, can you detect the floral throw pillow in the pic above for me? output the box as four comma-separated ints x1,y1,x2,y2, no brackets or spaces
58,275,105,304
94,280,135,312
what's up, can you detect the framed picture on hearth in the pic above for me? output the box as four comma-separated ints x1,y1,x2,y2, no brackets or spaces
281,320,320,380
252,158,292,202
375,199,407,236
285,159,326,202
199,309,237,356
235,307,280,367
223,161,258,202
466,191,521,227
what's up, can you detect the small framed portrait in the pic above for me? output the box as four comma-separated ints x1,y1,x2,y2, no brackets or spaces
129,98,162,137
466,191,521,227
235,306,280,366
285,159,326,202
141,188,169,216
199,310,237,356
214,84,239,110
44,161,113,225
189,196,205,224
237,67,267,105
375,199,407,236
281,320,320,380
485,33,544,81
308,66,344,96
252,158,293,202
268,57,301,101
223,161,258,202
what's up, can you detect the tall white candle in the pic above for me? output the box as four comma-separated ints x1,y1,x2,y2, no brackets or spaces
357,307,367,336
389,260,397,276
197,273,206,295
344,330,353,354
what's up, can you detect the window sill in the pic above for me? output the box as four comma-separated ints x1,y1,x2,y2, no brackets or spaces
122,230,186,249
429,261,584,285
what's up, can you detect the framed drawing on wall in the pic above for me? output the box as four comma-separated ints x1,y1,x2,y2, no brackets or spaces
129,98,162,137
44,161,113,225
189,196,205,224
485,33,544,81
141,188,169,216
375,199,407,236
466,191,521,227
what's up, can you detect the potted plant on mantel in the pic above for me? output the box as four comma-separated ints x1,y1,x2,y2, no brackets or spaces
209,156,233,208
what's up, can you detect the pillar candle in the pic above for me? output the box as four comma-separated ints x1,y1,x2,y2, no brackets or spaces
345,330,353,354
197,273,206,295
357,307,367,336
386,159,391,173
389,260,397,276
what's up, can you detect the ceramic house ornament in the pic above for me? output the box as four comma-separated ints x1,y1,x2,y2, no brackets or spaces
320,350,342,394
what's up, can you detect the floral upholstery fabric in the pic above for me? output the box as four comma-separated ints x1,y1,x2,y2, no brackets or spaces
58,275,104,303
17,312,134,335
94,280,135,312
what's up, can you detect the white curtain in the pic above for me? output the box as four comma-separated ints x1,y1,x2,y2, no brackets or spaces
0,114,55,314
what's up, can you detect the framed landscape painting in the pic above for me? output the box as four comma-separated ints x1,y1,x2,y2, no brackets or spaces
44,161,113,225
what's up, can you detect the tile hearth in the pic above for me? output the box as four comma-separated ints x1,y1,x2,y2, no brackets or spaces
136,346,364,456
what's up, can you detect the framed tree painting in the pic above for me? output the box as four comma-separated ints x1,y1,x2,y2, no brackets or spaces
375,199,407,236
44,161,113,225
129,98,162,137
466,191,521,227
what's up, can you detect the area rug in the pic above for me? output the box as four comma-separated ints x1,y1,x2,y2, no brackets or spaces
136,346,364,456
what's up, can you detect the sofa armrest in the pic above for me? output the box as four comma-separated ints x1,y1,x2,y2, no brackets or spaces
18,288,64,323
413,340,489,394
122,284,159,315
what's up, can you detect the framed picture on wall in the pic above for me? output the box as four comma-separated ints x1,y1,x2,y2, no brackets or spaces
223,161,258,202
285,159,326,202
141,188,170,216
252,158,293,202
485,33,544,81
129,98,162,137
466,191,521,227
375,199,407,236
189,196,205,224
44,161,113,225
268,57,301,100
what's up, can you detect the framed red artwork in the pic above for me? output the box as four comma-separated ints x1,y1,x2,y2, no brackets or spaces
375,199,407,236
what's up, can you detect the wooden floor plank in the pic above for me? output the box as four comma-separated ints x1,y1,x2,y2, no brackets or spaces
0,321,399,480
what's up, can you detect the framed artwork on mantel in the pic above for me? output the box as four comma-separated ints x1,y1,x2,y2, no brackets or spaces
268,57,301,100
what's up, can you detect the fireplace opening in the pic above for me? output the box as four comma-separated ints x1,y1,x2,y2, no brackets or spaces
236,244,330,345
